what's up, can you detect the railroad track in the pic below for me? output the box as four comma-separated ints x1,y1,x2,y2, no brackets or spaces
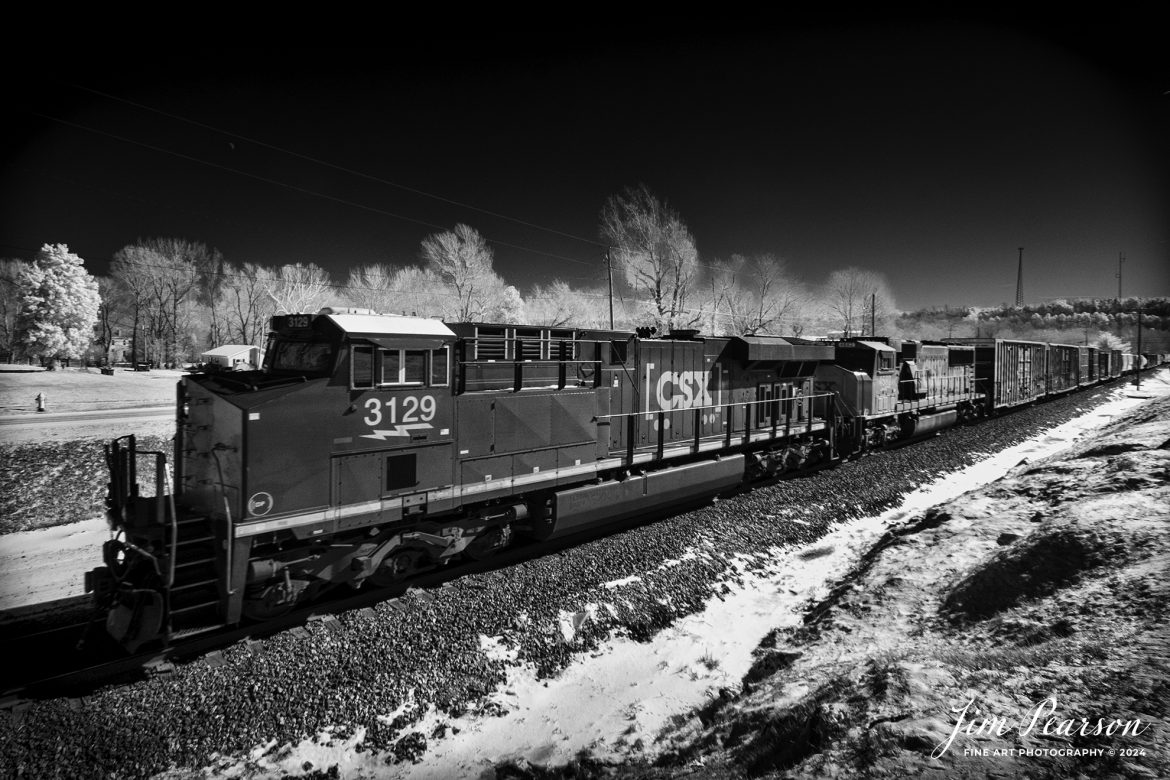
0,491,733,702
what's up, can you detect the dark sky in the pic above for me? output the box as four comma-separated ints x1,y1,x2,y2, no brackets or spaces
3,15,1167,311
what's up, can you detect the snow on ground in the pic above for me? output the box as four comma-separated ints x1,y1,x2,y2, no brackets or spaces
0,519,108,610
195,373,1168,778
0,367,184,415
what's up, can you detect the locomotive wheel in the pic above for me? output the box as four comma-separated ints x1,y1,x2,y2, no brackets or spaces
370,549,421,587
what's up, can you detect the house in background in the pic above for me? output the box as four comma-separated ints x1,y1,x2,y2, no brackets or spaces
201,344,260,371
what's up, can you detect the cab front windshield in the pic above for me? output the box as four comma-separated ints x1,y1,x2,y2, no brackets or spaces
264,338,335,375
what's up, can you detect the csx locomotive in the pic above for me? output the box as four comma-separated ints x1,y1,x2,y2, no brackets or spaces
86,309,1145,651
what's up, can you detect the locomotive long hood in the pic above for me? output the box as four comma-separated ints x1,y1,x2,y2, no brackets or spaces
729,336,835,365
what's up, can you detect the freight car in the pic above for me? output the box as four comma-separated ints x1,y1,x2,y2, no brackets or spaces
85,311,1141,651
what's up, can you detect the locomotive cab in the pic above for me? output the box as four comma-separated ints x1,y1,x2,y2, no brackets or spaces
88,310,465,650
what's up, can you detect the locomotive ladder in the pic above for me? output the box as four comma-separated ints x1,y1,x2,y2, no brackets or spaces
108,437,225,643
165,513,224,640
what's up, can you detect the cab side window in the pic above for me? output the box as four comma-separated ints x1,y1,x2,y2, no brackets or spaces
403,350,427,384
380,349,402,385
352,346,375,389
352,343,452,389
430,346,450,386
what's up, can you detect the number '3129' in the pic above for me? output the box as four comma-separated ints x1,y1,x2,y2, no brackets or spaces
363,395,436,426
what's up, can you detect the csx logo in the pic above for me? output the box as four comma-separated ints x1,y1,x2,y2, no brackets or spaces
656,370,713,410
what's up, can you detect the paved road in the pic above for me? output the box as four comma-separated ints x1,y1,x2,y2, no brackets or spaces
0,407,173,443
0,407,172,427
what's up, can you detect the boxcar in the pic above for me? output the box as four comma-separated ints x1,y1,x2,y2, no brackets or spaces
1047,343,1080,395
1079,346,1098,385
946,338,1048,411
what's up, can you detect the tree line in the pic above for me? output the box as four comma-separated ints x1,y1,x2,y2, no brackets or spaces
896,299,1170,353
2,186,909,367
8,184,1156,368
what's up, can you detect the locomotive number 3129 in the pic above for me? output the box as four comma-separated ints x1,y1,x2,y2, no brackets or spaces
363,395,437,427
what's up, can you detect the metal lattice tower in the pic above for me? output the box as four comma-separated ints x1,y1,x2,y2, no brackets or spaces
1015,247,1024,307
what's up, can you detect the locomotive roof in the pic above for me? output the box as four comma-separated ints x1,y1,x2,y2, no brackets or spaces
322,313,456,341
856,340,896,352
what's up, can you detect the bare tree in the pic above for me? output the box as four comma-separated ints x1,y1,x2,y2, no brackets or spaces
708,253,804,335
390,266,450,319
345,264,399,312
825,267,896,338
109,238,210,365
859,272,897,337
94,276,128,363
0,258,28,360
419,224,518,322
191,243,228,349
144,239,200,366
219,262,275,346
600,184,699,332
110,244,156,366
526,280,605,328
264,263,334,315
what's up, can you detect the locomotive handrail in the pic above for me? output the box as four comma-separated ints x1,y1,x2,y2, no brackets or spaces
124,448,179,589
211,448,238,597
593,391,834,422
596,392,836,465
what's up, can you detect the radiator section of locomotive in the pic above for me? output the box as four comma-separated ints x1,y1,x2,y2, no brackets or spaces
535,454,745,541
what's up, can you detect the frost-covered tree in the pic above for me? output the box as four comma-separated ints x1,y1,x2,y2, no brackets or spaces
419,224,520,322
600,184,699,332
526,280,604,328
824,267,897,338
388,266,450,319
1096,331,1132,352
264,263,334,315
15,244,100,368
707,253,804,336
345,264,399,313
0,258,29,360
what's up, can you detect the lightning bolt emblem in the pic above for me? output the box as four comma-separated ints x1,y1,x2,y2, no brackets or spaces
361,423,434,440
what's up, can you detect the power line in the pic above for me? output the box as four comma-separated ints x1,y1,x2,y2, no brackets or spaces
25,88,814,291
45,86,777,280
69,83,607,250
22,110,603,271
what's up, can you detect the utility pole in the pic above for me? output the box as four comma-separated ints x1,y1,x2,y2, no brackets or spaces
870,292,876,337
1135,302,1143,390
604,248,614,330
1116,252,1125,300
1015,247,1024,307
